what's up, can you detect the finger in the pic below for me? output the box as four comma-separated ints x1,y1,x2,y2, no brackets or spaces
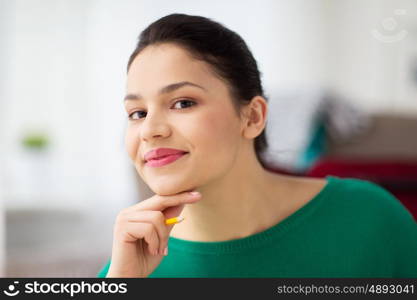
124,222,160,256
126,210,169,255
161,203,186,220
132,191,201,212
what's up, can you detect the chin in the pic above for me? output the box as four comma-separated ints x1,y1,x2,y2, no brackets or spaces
148,179,198,196
151,186,192,196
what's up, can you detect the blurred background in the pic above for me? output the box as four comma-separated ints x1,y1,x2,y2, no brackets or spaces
0,0,416,277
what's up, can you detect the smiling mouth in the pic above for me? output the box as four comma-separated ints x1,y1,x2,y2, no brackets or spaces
145,152,189,167
146,152,189,162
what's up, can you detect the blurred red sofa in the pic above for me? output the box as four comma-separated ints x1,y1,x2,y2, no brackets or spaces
305,159,417,221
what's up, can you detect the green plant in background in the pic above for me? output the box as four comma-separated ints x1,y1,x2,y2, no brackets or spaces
21,132,49,151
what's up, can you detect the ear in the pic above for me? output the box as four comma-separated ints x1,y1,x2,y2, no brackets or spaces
241,96,268,139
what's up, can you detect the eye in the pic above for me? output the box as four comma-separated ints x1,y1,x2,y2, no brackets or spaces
128,110,147,120
172,99,197,110
127,99,197,120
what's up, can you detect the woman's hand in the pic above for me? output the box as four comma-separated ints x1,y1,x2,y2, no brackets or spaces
106,191,202,277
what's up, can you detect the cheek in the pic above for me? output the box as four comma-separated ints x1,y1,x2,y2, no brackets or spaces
193,111,241,161
125,127,139,161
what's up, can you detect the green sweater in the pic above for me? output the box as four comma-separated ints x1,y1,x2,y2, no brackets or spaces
97,176,417,277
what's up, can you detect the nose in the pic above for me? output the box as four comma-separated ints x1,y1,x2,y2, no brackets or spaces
140,110,171,142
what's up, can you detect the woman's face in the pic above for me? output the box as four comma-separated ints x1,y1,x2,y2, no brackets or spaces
124,43,246,196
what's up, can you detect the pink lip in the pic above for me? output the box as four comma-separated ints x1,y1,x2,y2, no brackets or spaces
144,148,188,161
145,152,188,167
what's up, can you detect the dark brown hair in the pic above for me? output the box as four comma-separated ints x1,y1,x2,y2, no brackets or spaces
127,13,269,168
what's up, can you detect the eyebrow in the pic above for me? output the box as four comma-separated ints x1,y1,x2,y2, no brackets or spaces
124,81,207,102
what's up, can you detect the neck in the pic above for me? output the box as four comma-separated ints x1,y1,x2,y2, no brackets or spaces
170,145,288,242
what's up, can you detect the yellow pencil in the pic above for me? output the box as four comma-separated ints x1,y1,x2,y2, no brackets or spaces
165,216,185,225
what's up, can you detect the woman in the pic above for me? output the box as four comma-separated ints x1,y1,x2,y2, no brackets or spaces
98,13,417,278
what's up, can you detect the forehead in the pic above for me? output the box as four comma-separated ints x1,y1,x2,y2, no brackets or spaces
127,43,217,90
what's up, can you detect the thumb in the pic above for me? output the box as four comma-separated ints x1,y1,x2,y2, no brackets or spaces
162,203,186,220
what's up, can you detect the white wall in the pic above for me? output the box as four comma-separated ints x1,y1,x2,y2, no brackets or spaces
325,0,417,114
0,0,13,278
2,0,138,214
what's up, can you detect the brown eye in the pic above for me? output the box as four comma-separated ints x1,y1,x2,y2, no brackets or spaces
172,99,196,109
128,111,147,120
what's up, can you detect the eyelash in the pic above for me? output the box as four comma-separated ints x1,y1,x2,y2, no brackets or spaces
127,99,197,120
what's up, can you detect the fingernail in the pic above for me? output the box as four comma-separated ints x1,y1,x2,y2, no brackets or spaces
189,191,200,197
164,246,168,256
